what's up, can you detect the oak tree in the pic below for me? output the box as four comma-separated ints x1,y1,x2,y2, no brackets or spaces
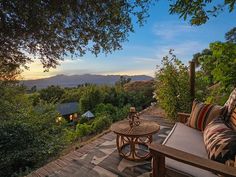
0,0,152,75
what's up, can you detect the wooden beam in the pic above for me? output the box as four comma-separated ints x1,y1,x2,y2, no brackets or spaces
149,144,236,177
177,112,190,123
189,61,195,102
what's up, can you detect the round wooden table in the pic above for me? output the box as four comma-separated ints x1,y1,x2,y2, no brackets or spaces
111,119,160,161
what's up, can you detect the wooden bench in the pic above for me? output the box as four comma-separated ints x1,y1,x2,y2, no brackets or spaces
149,113,236,177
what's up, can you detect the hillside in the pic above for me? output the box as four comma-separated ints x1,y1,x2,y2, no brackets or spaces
124,80,154,92
21,74,153,89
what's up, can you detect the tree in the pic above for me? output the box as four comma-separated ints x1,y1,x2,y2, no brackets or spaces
191,26,236,104
61,88,83,103
225,27,236,43
30,85,37,93
39,85,65,103
79,86,104,113
169,0,236,25
0,60,22,81
192,49,212,68
154,50,191,120
191,41,236,104
115,76,131,86
196,42,236,88
0,84,68,177
0,1,152,75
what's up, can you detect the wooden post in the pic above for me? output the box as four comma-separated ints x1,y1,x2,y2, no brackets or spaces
151,152,165,177
189,61,195,102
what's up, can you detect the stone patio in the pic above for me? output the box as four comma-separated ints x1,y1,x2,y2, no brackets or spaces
26,107,173,177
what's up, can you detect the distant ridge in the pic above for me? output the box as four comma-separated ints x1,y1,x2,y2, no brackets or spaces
21,74,153,89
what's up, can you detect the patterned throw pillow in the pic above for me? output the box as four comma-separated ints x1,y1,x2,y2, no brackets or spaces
203,117,236,163
187,100,224,131
228,107,236,131
224,88,236,120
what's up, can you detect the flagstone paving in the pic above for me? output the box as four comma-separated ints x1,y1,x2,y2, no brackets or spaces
26,106,173,177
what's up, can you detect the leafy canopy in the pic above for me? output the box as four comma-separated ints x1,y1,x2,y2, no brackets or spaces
191,26,236,104
1,0,236,79
0,84,68,177
225,27,236,43
0,0,152,74
169,0,236,25
195,41,236,104
39,85,65,103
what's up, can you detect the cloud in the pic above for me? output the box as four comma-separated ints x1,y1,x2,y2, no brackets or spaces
133,57,159,64
61,58,83,64
21,59,59,80
154,41,208,63
153,22,195,40
102,69,155,77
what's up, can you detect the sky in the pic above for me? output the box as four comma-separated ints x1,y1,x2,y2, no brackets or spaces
22,1,236,80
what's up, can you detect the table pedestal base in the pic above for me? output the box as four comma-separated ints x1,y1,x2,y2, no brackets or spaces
116,135,153,161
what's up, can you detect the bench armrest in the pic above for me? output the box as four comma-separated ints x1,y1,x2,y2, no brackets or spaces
149,144,236,177
177,112,190,123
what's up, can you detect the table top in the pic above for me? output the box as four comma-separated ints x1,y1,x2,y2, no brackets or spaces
111,119,160,137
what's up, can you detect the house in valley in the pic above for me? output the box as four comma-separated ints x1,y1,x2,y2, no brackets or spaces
56,102,79,122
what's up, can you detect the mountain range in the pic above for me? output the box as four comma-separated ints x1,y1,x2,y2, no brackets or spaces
21,74,153,89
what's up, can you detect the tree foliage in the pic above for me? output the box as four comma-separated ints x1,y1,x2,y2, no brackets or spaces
76,123,92,137
124,80,155,110
91,115,112,133
225,27,236,43
61,88,83,103
194,41,236,104
39,85,65,103
154,50,191,120
0,78,154,176
169,0,236,25
79,85,104,113
0,0,152,75
0,84,68,177
115,76,131,86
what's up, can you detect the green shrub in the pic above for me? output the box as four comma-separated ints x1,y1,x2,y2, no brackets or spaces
94,103,116,116
113,104,130,121
0,84,69,177
79,86,104,113
39,85,65,103
154,50,191,121
79,116,89,124
195,42,236,105
76,123,92,137
92,115,112,133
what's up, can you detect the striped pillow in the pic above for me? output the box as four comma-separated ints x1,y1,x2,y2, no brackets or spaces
187,100,224,131
228,107,236,130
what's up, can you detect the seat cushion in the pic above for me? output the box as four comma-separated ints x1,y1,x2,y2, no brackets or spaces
187,100,224,131
204,117,236,163
163,123,217,177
